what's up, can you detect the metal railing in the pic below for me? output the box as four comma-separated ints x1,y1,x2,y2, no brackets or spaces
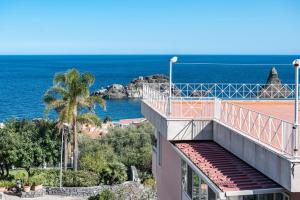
143,83,169,116
143,83,215,119
173,83,295,99
142,83,298,158
218,101,295,156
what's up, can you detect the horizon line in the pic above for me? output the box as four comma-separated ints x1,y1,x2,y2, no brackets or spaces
0,54,299,56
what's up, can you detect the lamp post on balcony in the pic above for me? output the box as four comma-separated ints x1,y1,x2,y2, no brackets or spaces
293,59,300,154
168,56,178,116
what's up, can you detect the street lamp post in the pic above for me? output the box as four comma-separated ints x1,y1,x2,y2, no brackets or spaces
168,56,178,116
293,59,300,155
59,128,64,188
59,123,69,188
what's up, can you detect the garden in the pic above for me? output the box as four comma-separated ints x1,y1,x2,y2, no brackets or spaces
0,69,156,199
0,119,155,197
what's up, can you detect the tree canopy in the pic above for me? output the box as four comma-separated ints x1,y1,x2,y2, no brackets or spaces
0,119,61,177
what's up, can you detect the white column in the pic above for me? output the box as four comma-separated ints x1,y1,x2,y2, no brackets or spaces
293,59,300,154
59,128,64,188
168,60,172,116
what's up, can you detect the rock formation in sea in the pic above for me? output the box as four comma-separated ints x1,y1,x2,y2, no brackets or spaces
259,67,291,98
93,67,291,99
93,74,169,99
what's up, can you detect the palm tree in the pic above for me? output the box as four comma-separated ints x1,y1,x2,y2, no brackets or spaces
43,69,105,170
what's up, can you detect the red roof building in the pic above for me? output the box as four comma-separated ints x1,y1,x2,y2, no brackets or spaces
142,81,299,200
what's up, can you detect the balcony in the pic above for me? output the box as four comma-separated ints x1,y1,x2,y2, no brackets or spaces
142,83,299,159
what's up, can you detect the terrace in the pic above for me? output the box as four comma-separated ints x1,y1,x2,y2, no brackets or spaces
142,82,299,159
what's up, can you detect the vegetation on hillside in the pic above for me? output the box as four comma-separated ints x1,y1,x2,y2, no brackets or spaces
79,122,155,182
0,69,155,191
0,118,155,187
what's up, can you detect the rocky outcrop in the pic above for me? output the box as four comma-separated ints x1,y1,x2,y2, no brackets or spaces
93,74,168,99
259,67,291,98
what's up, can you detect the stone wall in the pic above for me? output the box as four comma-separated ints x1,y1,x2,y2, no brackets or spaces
21,190,45,198
19,182,157,199
45,186,102,197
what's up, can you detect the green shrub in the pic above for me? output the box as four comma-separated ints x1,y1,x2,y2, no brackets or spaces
63,170,98,187
98,161,127,185
29,174,44,185
143,177,156,188
99,189,116,200
31,169,60,187
139,171,153,182
31,169,99,187
88,189,116,200
15,171,27,183
80,150,109,173
80,149,127,185
0,180,15,188
99,122,154,172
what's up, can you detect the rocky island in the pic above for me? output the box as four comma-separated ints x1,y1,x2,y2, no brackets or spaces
93,67,291,99
93,74,169,99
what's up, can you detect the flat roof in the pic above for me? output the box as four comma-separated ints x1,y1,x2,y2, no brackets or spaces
229,100,297,123
174,141,282,193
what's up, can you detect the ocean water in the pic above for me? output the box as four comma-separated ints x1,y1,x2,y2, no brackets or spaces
0,55,298,121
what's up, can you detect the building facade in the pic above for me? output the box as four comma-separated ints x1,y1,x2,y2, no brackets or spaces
142,82,300,200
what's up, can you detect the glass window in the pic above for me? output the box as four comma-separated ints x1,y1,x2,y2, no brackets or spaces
200,180,208,200
181,160,216,200
208,187,216,200
276,193,290,200
181,160,188,193
187,165,193,198
192,171,200,200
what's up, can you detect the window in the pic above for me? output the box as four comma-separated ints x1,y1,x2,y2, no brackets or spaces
182,160,188,193
200,180,208,200
192,171,200,200
187,165,193,198
181,160,217,200
208,187,216,200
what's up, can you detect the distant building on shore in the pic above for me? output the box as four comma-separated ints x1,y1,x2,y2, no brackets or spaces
113,118,146,128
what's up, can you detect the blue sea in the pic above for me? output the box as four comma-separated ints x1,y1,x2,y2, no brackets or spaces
0,55,298,121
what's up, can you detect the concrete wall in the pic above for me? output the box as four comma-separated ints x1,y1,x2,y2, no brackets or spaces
213,121,299,192
141,102,168,138
155,135,182,200
142,101,213,141
167,120,213,141
152,147,157,179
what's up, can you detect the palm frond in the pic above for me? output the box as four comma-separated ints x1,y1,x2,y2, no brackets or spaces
54,73,66,85
82,72,95,86
77,113,102,127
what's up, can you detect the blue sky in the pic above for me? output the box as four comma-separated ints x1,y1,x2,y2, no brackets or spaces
0,0,299,55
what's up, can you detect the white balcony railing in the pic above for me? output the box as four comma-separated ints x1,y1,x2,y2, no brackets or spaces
143,83,298,158
219,101,295,156
173,83,295,99
143,83,169,116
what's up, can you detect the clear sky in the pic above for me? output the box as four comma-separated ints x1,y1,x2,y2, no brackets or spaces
0,0,299,55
